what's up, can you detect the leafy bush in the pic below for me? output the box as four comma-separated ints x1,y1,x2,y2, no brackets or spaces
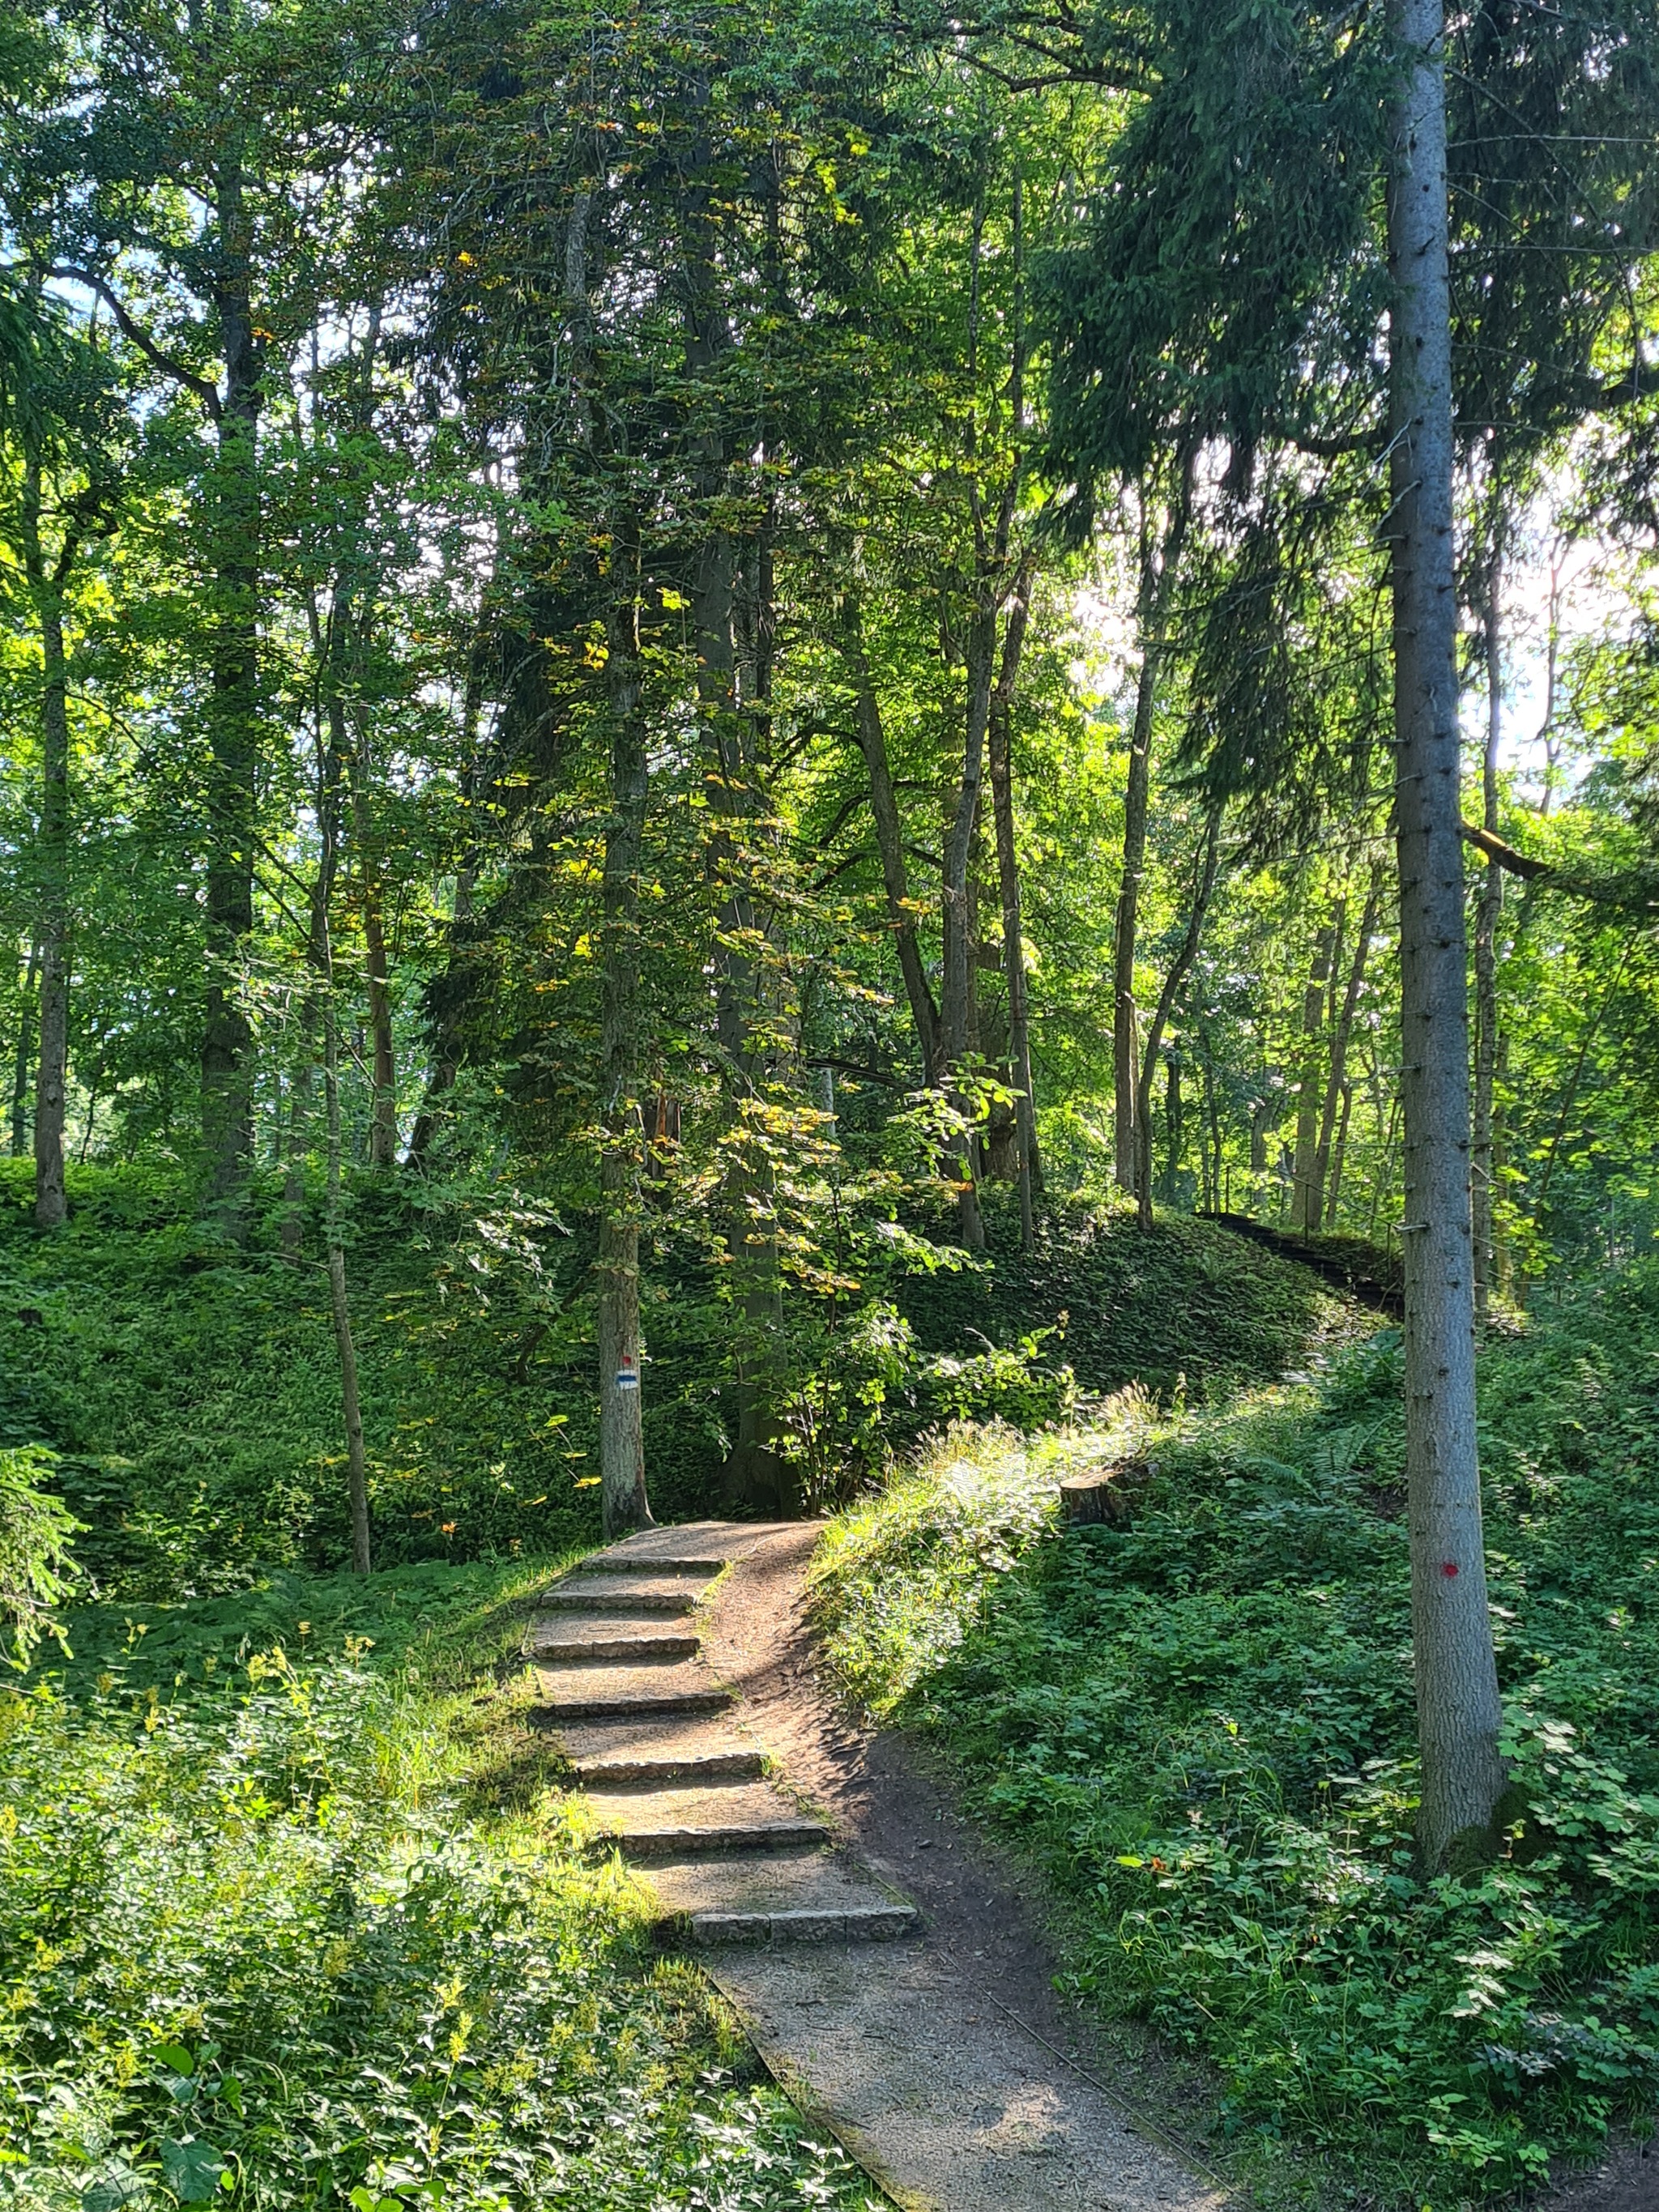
812,1272,1659,2200
0,1561,879,2210
0,1447,78,1665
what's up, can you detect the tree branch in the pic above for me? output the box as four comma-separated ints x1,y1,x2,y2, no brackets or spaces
47,267,222,420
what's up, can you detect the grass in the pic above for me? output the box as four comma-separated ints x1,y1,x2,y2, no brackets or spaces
810,1268,1659,2206
0,1159,718,1595
0,1166,1352,1597
898,1193,1356,1405
0,1557,884,2210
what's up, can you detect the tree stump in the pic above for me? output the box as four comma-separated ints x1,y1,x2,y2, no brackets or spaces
1059,1475,1116,1526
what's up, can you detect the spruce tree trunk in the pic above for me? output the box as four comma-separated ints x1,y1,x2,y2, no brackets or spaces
21,445,71,1231
201,163,264,1214
1388,0,1504,1867
987,565,1041,1251
1472,560,1504,1318
597,531,653,1541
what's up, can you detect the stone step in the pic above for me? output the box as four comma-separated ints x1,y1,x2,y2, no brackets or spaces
646,1849,920,1946
534,1662,733,1722
577,1521,801,1579
540,1575,702,1616
527,1617,701,1664
589,1781,829,1861
577,1554,731,1579
557,1713,768,1788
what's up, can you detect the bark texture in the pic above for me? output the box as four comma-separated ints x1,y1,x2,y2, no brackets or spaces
1388,0,1504,1866
597,550,653,1539
1472,560,1504,1316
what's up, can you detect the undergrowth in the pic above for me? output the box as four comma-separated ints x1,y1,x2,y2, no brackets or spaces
0,1559,880,2210
812,1267,1659,2205
0,1165,1341,1595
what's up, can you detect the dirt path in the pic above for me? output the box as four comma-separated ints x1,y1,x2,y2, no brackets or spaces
535,1520,1227,2210
539,1522,1651,2210
693,1526,1231,2211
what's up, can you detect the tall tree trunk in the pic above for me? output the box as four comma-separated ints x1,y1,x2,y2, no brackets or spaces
281,1039,311,1261
201,163,264,1216
1135,813,1222,1230
21,441,74,1231
1328,1080,1356,1225
1113,475,1191,1190
343,698,397,1168
11,940,38,1158
406,636,488,1165
1291,914,1337,1231
1316,871,1384,1229
323,988,371,1573
842,607,940,1075
940,598,993,1253
1472,555,1504,1318
988,559,1041,1251
564,184,653,1536
309,650,370,1571
1388,0,1503,1867
597,526,654,1540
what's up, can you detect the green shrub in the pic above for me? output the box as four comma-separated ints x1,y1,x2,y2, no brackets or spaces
0,1447,78,1665
0,1562,880,2210
812,1277,1659,2200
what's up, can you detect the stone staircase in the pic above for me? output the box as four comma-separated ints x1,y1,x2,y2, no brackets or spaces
530,1521,919,1946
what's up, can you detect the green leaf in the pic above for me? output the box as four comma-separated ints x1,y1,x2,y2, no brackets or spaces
160,2137,228,2206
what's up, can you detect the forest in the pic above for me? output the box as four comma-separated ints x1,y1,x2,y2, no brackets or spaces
2,0,1659,2204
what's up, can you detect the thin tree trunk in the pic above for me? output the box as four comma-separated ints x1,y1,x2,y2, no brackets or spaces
1291,914,1337,1232
842,606,941,1073
940,596,993,1253
201,161,264,1216
987,557,1041,1250
406,634,488,1165
597,525,653,1540
21,440,75,1231
282,1040,311,1261
1328,1080,1355,1225
1388,0,1503,1867
1472,555,1504,1317
1164,1051,1183,1201
1135,813,1222,1230
11,940,38,1157
1113,475,1191,1190
323,988,371,1574
1316,871,1384,1229
343,689,399,1170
